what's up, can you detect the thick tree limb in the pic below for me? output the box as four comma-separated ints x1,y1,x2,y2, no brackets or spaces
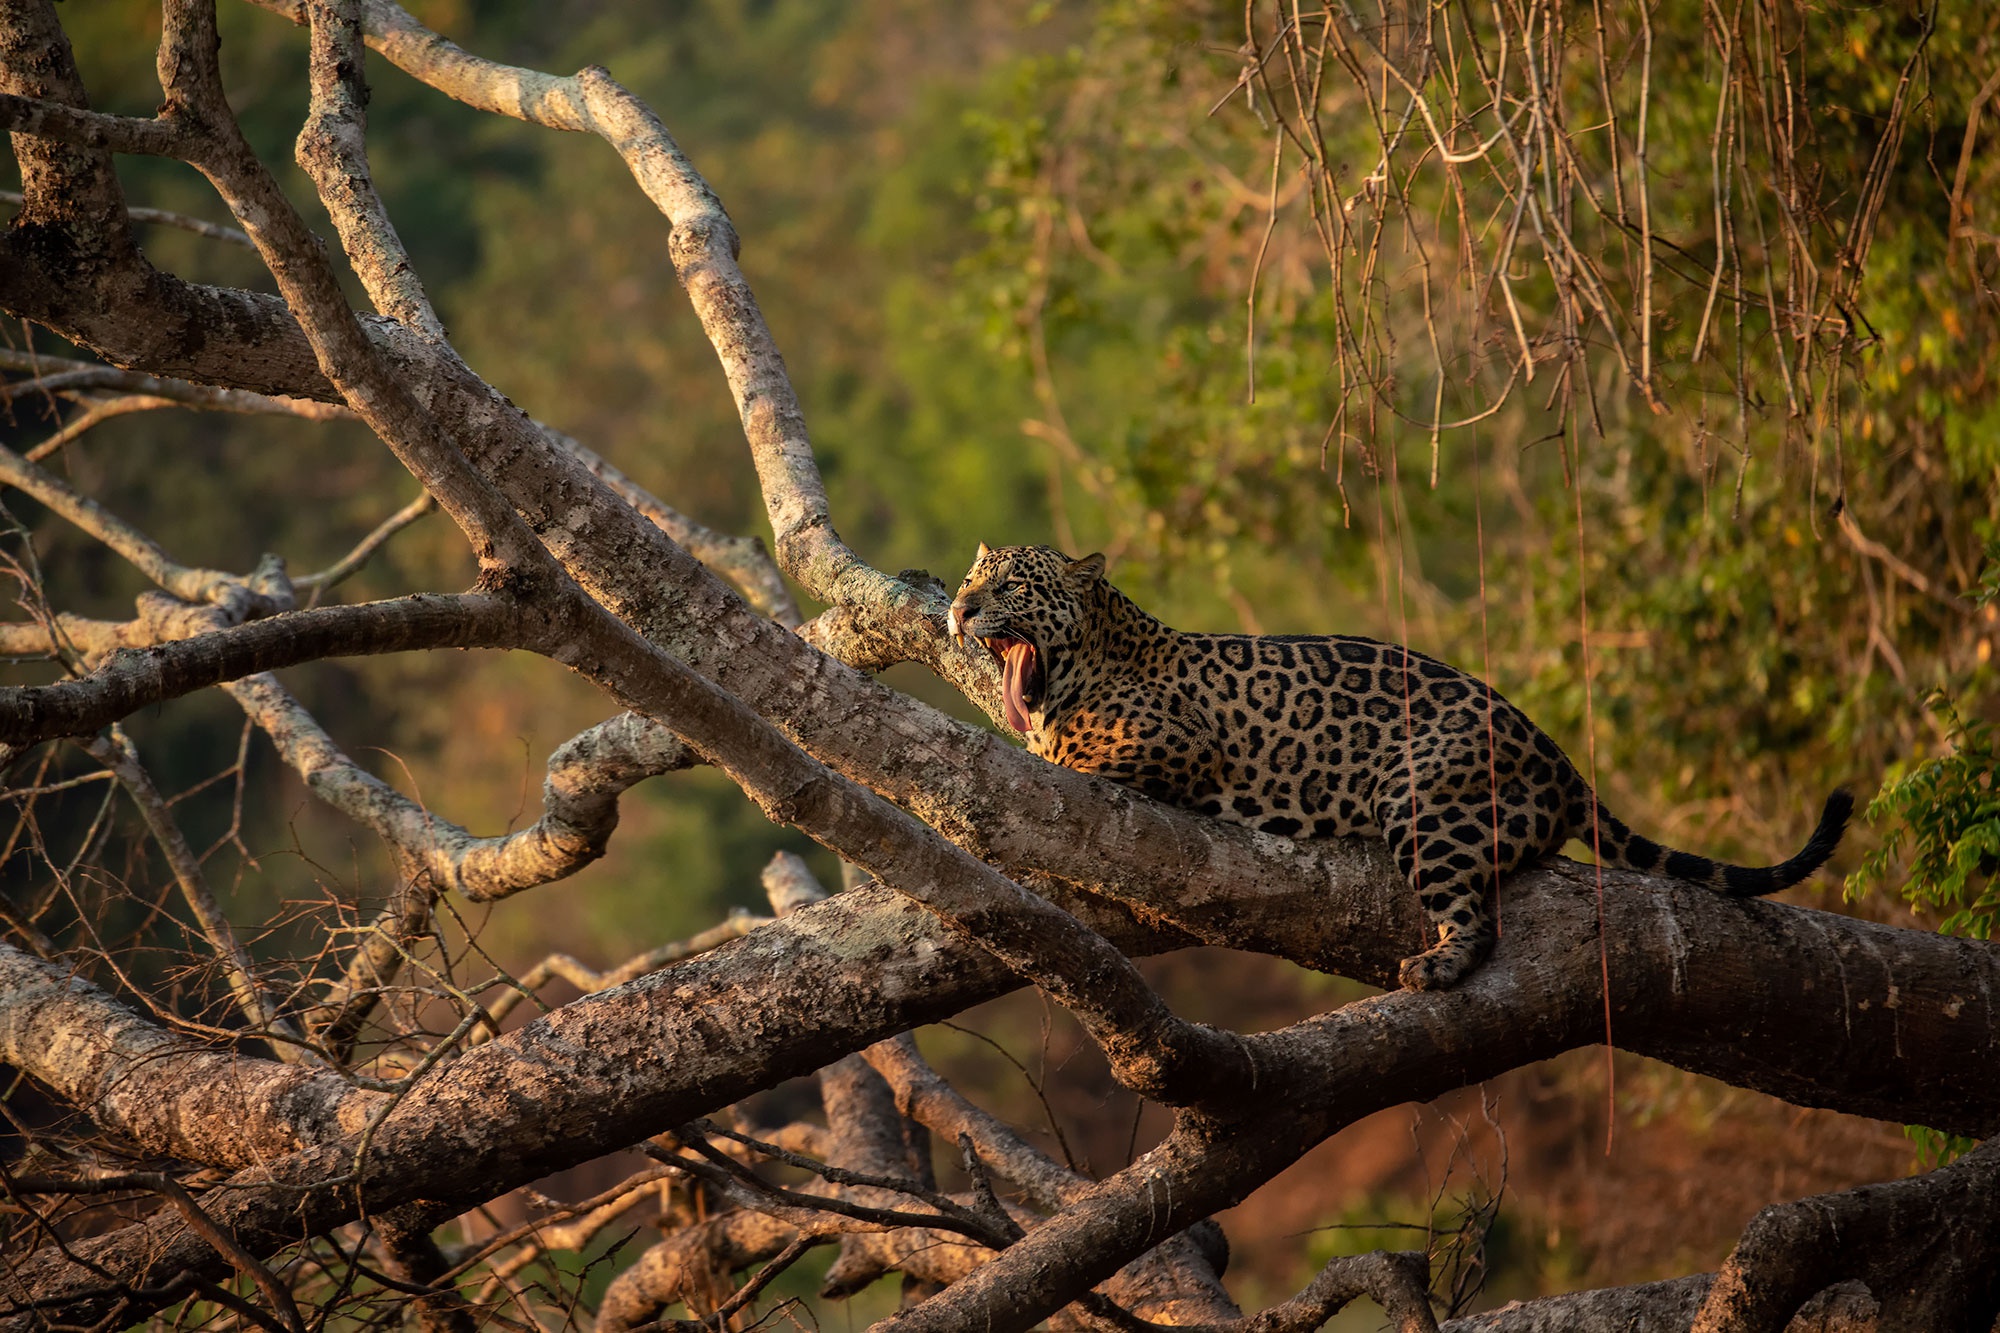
1441,1277,1880,1331
533,597,1268,1113
553,427,799,626
0,942,377,1166
1692,1136,2000,1333
870,851,2000,1332
0,296,1992,1320
0,876,1183,1330
1447,1280,1717,1333
5,231,1260,1137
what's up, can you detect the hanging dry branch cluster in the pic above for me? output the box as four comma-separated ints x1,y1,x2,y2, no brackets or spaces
1233,0,1941,481
0,3,1996,1332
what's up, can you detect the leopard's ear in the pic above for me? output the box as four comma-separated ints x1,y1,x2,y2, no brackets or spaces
975,541,993,562
1065,552,1107,587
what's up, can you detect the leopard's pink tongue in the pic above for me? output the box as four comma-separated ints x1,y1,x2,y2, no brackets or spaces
1000,640,1034,733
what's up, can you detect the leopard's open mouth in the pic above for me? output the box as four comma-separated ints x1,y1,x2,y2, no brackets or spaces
979,635,1043,733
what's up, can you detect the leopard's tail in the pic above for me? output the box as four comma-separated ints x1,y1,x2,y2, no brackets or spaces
1584,789,1854,897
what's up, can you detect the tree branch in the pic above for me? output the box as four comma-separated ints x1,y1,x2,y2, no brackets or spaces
0,350,351,419
0,89,186,155
157,0,561,588
0,594,541,749
0,942,376,1167
229,679,692,903
0,443,295,611
295,0,443,338
1439,1277,1880,1331
1692,1136,2000,1333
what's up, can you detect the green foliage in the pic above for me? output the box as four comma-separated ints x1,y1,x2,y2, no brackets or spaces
1903,1123,1979,1171
1843,548,2000,1169
1847,695,2000,941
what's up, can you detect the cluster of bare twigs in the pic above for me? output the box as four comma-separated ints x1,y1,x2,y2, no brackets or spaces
0,2,1996,1332
1228,0,1945,493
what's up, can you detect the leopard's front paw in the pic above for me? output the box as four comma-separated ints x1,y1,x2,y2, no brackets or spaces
1397,948,1469,991
1396,932,1492,991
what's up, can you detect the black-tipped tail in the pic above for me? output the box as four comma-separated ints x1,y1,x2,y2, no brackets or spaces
1719,788,1855,896
1599,789,1853,897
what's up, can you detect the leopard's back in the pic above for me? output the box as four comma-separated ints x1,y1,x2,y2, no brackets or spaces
1046,628,1585,852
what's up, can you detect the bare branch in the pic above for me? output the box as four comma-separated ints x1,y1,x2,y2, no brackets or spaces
4,1170,308,1333
5,851,1997,1333
243,0,926,615
0,88,186,155
243,0,596,131
296,0,444,339
1153,1250,1437,1333
1441,1277,1880,1332
1692,1136,2000,1333
0,350,355,419
865,1035,1090,1215
594,1209,803,1333
0,594,545,747
553,427,799,627
152,0,562,587
0,186,254,246
229,680,690,903
296,491,436,594
21,394,179,463
472,912,766,1039
0,442,295,609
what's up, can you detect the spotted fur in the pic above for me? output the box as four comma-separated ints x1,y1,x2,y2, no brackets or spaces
948,544,1852,990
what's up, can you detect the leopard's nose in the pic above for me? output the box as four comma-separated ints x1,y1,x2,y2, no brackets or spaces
947,601,967,646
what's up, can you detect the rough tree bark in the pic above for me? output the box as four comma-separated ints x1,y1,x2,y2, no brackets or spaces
0,3,1993,1332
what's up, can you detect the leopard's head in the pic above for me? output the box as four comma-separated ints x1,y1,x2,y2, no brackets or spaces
947,543,1107,733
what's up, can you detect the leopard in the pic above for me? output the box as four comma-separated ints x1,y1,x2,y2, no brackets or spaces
946,543,1852,991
